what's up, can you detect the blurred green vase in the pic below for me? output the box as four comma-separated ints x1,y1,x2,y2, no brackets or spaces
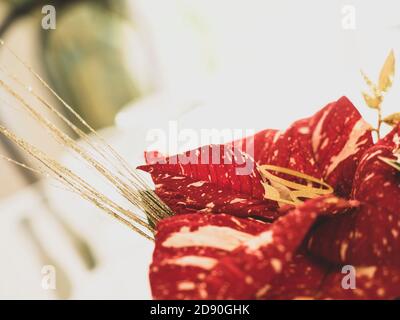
40,0,147,130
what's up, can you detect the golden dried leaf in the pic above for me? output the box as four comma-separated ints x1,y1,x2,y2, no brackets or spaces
383,112,400,126
362,91,381,109
360,70,379,97
378,50,395,92
258,164,333,206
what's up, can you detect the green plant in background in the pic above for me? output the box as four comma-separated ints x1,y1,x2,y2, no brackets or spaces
1,0,148,131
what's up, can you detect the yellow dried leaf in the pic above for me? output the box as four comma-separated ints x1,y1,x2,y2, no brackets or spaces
383,112,400,126
378,50,395,92
258,164,333,206
262,183,281,200
360,70,379,96
362,91,381,109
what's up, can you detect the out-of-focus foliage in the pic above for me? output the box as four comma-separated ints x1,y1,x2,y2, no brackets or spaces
1,0,147,131
40,1,144,130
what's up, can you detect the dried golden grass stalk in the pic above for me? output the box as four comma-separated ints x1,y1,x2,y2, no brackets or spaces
0,40,173,240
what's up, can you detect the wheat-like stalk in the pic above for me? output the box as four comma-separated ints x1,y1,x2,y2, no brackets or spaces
0,40,173,240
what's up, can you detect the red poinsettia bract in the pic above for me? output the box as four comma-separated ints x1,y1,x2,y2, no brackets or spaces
138,96,400,300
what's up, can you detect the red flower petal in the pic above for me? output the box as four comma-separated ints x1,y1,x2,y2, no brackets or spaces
320,265,400,299
376,123,400,149
139,97,372,221
150,213,270,299
248,96,373,197
150,196,355,299
144,171,280,219
139,144,279,220
307,124,400,266
259,253,330,300
257,254,400,300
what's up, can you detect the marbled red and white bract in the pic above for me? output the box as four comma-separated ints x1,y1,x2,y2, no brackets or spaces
150,196,357,299
139,97,400,300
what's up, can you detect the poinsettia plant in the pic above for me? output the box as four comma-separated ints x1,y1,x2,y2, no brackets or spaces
136,51,400,300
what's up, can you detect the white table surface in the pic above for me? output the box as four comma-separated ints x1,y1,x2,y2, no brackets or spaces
0,126,154,299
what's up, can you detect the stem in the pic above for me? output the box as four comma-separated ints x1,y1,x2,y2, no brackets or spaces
376,107,382,140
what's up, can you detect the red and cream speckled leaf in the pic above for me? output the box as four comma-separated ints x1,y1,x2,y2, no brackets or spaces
257,253,400,300
150,213,270,300
258,253,330,300
150,196,355,299
139,144,279,220
138,96,373,219
307,124,400,266
320,265,400,299
143,171,279,219
248,96,373,197
376,123,400,149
